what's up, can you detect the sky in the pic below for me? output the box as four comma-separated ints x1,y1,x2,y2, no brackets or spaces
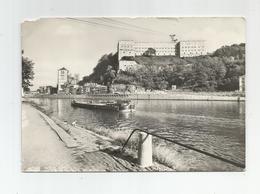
21,17,245,90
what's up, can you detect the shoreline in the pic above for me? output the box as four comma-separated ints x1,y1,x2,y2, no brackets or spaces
25,101,173,171
24,100,243,172
25,92,245,101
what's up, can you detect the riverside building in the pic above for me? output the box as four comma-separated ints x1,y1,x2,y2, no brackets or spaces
57,67,69,93
57,67,81,94
118,39,206,71
239,75,245,92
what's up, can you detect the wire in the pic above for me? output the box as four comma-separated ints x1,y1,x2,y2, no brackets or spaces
121,128,245,169
64,18,167,37
100,18,168,35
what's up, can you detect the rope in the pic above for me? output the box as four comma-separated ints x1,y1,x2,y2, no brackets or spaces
121,129,245,169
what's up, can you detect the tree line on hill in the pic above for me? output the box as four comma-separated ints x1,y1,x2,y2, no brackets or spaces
80,43,246,92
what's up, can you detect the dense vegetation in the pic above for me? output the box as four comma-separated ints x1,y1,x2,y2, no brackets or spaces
22,55,35,91
80,43,245,92
78,53,118,86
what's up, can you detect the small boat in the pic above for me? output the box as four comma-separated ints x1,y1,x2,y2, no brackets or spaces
71,100,135,112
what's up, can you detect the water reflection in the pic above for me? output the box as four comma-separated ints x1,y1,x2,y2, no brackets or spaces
57,99,64,118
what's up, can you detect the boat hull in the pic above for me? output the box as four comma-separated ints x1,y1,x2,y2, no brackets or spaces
71,100,135,112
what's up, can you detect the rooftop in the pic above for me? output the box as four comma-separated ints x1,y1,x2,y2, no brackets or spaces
58,67,68,71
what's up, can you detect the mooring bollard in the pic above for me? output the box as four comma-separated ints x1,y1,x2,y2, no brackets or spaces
138,132,153,167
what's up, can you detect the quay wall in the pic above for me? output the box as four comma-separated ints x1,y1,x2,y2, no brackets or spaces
25,93,245,101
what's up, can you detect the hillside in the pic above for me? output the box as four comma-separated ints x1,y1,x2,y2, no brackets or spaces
135,56,189,66
212,43,245,59
134,43,245,66
117,43,245,91
80,43,245,92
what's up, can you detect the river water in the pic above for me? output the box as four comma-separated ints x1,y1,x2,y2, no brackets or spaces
32,98,245,169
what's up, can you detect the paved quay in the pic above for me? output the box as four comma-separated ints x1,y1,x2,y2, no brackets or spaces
22,103,80,171
22,103,171,172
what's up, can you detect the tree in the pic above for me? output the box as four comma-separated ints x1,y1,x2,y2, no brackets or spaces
80,52,118,85
78,76,90,86
114,72,136,85
212,43,245,59
190,63,210,91
22,56,34,91
103,65,117,93
154,76,168,90
143,48,156,56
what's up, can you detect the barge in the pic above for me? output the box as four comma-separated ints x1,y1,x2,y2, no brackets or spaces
71,100,135,112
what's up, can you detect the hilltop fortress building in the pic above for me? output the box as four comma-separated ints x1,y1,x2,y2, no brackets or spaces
176,40,206,58
118,39,207,71
118,40,177,60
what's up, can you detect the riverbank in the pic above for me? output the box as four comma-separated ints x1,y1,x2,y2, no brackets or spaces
22,103,80,171
23,101,172,172
25,91,245,101
24,100,243,171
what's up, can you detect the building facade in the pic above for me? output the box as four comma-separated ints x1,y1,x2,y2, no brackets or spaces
177,40,206,57
118,40,177,60
118,40,177,72
118,41,135,60
134,42,176,56
57,67,69,93
68,73,80,85
118,39,207,71
239,75,245,92
118,60,140,72
38,86,57,94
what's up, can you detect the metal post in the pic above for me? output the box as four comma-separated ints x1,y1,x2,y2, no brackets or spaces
138,132,153,167
122,129,245,169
